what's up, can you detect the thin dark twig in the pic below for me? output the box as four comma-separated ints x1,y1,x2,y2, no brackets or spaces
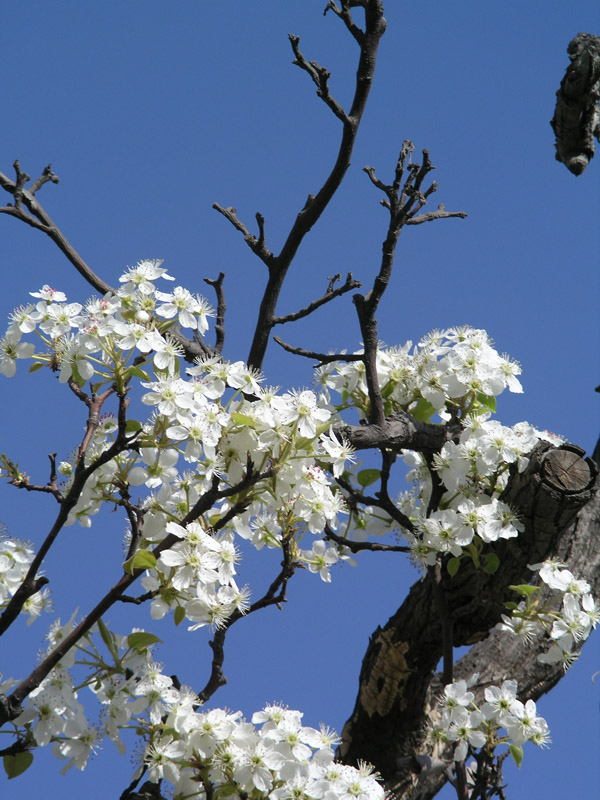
0,163,114,296
212,204,275,267
197,534,297,703
204,272,226,354
289,35,348,123
406,206,468,225
29,164,60,195
242,2,386,371
324,1,365,44
273,336,363,363
429,558,454,687
324,525,410,553
273,272,361,326
0,392,137,639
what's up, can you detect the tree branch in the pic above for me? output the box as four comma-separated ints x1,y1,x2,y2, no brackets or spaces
242,1,386,371
0,162,114,295
273,272,361,325
338,442,598,796
551,33,600,175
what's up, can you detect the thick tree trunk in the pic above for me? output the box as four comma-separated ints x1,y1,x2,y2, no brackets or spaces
338,442,599,799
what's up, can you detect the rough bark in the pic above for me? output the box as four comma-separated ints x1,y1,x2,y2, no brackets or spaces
338,441,599,798
551,33,600,175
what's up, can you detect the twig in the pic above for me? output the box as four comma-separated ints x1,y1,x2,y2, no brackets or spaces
0,391,137,638
429,558,454,687
273,272,361,325
289,35,348,123
324,525,410,554
406,205,468,225
204,272,226,354
211,204,275,267
235,1,387,372
0,163,114,295
197,534,297,703
273,336,363,363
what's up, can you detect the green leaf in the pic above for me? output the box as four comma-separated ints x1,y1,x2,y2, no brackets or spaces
127,365,151,381
482,553,500,574
127,632,162,653
381,381,395,399
509,744,523,768
125,419,143,434
123,549,156,575
509,584,540,598
357,469,381,488
4,751,33,779
174,605,186,627
231,412,257,429
477,393,497,413
447,557,461,577
97,618,114,652
411,397,437,423
28,361,44,374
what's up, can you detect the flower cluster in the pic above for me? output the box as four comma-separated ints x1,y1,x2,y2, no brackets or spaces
0,528,51,623
320,327,563,569
317,327,523,420
432,677,550,763
9,620,383,799
1,264,596,788
497,558,600,668
0,265,358,637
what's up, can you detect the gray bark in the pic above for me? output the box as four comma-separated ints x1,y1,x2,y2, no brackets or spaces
551,33,600,175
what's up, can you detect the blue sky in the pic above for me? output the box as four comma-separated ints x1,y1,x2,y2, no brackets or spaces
1,1,599,798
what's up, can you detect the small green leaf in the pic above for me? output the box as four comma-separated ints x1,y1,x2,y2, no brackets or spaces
509,744,523,768
28,361,44,374
123,549,156,574
509,584,540,598
127,365,151,381
125,419,143,434
477,393,497,413
174,605,186,627
357,469,381,488
231,412,257,429
97,618,114,651
412,397,437,423
4,751,33,779
483,553,500,574
447,557,461,577
381,382,395,399
127,632,162,653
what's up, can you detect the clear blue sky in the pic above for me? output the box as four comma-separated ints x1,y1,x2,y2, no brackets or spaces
1,2,599,798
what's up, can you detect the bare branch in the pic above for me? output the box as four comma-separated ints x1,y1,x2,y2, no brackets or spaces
335,412,461,456
406,205,468,225
29,163,60,195
324,1,367,45
273,272,361,325
273,336,363,363
0,163,115,296
241,1,386,371
212,204,275,267
197,534,297,703
204,272,226,354
289,34,349,123
324,525,410,554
